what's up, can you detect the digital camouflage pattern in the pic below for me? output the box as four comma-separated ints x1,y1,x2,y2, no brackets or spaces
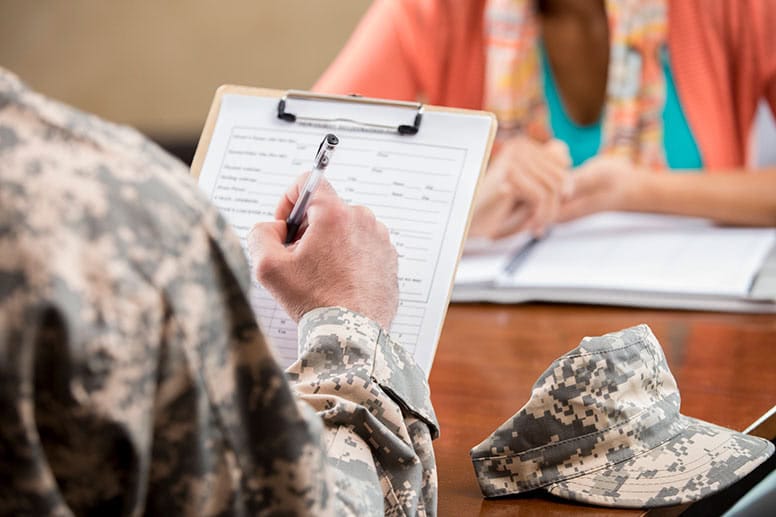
471,324,773,508
0,67,438,516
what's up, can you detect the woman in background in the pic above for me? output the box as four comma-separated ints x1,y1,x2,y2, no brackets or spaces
316,0,776,239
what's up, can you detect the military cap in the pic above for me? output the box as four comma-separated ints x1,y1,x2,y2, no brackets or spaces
470,324,774,508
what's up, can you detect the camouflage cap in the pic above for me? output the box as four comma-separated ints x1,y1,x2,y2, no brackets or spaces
470,324,774,508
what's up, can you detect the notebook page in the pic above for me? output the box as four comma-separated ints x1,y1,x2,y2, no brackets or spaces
499,212,776,297
198,94,491,375
455,233,533,286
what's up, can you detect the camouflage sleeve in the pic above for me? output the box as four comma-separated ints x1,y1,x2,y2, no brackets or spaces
287,307,440,516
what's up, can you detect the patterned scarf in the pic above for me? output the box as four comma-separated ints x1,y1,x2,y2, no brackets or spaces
484,0,667,168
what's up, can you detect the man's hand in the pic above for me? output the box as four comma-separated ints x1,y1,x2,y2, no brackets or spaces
469,136,573,239
247,175,399,329
558,155,645,222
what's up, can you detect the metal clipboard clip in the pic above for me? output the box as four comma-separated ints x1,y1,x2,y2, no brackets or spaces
277,90,423,135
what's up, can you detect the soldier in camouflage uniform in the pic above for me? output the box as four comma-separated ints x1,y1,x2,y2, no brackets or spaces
0,67,438,516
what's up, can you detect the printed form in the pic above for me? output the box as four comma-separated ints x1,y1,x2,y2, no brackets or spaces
197,93,493,375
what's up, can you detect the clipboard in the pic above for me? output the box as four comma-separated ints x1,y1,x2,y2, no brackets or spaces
192,87,439,175
191,86,496,376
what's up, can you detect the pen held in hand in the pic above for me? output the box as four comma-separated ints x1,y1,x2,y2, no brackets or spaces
284,133,339,244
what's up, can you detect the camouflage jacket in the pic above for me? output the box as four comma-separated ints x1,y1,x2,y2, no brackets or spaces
0,68,439,516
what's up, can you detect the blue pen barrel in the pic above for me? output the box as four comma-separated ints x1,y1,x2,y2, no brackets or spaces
284,133,339,244
285,189,313,244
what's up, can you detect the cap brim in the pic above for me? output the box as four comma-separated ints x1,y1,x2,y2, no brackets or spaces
545,416,774,508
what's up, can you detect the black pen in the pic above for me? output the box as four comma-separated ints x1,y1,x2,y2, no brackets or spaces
284,133,339,244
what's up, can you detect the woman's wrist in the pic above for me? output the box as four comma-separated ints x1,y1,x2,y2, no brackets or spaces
621,166,654,212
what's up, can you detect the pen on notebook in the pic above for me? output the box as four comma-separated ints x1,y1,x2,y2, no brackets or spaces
284,133,339,244
504,237,539,275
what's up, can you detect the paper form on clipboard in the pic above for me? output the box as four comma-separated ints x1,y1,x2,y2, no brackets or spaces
192,87,496,376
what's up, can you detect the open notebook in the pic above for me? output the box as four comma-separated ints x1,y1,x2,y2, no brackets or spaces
192,88,496,375
454,212,776,313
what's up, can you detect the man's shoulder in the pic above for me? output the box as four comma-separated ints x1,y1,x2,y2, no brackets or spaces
0,70,234,287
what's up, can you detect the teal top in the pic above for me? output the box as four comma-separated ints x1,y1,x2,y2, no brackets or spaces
539,45,703,170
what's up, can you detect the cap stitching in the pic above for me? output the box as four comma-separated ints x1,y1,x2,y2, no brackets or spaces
551,435,773,496
474,336,660,461
559,326,651,360
557,427,773,488
538,419,690,490
474,328,675,494
561,341,642,358
476,419,688,494
473,403,664,463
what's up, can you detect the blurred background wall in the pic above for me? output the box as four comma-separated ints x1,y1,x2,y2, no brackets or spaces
2,0,774,166
0,0,371,162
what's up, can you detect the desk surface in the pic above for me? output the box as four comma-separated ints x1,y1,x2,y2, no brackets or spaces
429,303,776,516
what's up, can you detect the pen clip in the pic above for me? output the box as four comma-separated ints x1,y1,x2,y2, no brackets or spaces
313,133,338,169
315,138,326,164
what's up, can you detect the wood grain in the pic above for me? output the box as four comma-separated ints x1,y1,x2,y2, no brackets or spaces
429,303,776,516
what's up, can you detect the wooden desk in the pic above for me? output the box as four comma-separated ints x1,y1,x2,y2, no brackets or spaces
429,303,776,516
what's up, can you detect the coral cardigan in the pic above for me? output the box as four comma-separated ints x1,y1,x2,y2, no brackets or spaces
315,0,776,170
